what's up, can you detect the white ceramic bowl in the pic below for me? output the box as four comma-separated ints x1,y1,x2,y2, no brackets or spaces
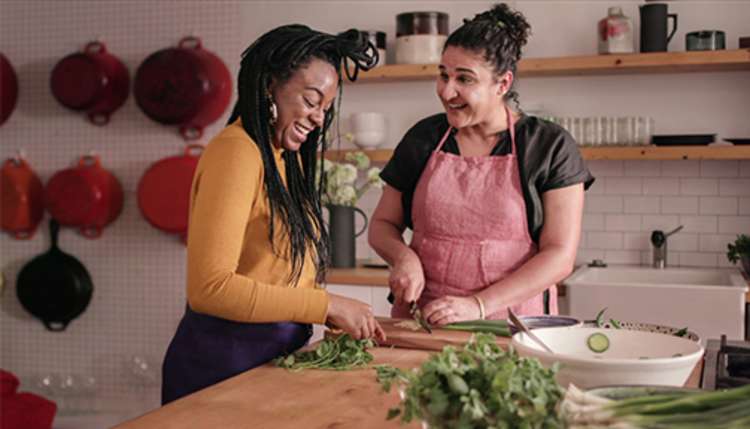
511,327,704,389
353,130,385,148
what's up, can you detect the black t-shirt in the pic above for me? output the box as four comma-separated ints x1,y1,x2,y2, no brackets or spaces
380,113,595,244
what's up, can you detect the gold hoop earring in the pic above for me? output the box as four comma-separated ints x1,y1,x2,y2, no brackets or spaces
269,100,278,125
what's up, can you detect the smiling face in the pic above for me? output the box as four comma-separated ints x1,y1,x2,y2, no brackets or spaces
270,58,338,151
436,46,513,130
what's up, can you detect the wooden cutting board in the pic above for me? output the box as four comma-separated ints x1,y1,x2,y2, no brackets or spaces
375,317,511,351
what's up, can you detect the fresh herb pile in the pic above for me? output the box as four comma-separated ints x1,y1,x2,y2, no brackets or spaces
375,333,565,429
562,383,750,428
274,334,375,371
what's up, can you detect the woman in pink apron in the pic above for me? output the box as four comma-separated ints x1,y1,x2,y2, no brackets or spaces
370,4,594,324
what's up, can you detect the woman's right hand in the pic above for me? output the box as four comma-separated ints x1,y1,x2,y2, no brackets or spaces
389,251,425,306
326,294,386,342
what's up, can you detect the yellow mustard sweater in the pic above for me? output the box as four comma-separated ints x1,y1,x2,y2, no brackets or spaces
186,120,329,324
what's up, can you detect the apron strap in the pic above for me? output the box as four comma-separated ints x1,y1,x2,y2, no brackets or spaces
437,106,517,154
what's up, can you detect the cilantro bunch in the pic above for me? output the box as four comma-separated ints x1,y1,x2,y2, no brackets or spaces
376,333,564,429
274,334,375,371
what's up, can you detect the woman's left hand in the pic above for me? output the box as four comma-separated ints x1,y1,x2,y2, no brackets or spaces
423,295,481,326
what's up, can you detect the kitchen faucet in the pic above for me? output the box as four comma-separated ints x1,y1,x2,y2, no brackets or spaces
650,225,683,269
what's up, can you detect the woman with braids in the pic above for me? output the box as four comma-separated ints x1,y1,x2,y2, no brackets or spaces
161,25,385,404
369,4,594,325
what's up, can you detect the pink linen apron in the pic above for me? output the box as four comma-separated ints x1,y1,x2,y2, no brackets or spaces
392,106,557,320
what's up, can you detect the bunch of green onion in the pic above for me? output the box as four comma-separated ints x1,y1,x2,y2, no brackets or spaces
562,383,750,428
441,319,512,337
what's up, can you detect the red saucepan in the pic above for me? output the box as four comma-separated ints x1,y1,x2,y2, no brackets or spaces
137,144,202,242
0,53,19,126
1,157,44,239
16,219,93,331
50,41,129,125
44,155,123,238
134,36,231,140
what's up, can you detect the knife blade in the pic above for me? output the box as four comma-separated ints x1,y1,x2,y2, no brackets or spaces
409,301,432,334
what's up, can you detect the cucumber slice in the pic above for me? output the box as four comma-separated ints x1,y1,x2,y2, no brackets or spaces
587,332,610,353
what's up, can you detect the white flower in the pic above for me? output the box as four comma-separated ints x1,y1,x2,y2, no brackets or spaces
345,151,370,170
339,163,358,185
333,185,357,206
367,167,382,183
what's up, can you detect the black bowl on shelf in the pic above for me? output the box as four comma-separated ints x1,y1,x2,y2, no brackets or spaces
724,138,750,145
652,134,716,146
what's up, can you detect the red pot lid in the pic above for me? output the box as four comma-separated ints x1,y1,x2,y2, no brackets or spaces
137,145,202,234
50,54,106,110
44,171,98,226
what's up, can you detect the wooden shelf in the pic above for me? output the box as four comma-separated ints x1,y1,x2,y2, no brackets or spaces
350,49,750,82
324,145,750,162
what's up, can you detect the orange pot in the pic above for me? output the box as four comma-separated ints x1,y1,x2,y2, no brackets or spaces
0,158,44,239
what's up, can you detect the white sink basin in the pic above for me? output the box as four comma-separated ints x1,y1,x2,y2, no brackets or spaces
564,265,748,342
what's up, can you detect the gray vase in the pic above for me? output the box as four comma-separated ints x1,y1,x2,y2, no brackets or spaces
326,205,368,268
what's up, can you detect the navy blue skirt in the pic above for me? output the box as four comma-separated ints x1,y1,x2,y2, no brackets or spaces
161,305,312,404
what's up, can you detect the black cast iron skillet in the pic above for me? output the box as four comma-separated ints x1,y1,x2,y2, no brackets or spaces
16,219,93,331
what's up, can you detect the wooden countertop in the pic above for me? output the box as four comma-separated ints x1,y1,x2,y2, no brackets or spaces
114,347,427,429
114,330,704,429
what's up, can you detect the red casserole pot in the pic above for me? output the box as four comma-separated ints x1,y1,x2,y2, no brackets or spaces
137,144,202,242
134,36,232,140
50,41,129,125
0,53,19,126
1,157,44,239
44,155,123,238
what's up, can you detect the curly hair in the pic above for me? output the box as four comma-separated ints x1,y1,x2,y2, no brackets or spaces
445,3,531,107
227,25,378,285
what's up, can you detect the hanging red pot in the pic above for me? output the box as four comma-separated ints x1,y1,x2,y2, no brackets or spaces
137,144,202,241
50,41,129,125
134,36,232,140
44,155,123,238
0,53,19,126
1,157,44,239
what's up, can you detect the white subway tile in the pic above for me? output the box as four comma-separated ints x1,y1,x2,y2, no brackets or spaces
643,178,680,195
623,196,660,214
719,179,750,196
585,196,623,213
680,178,718,196
605,214,642,231
604,250,642,265
640,251,651,266
699,234,738,252
679,252,718,268
740,161,750,177
699,197,738,215
605,177,642,195
718,258,737,268
642,215,681,231
680,215,718,233
582,213,605,231
668,233,698,252
661,197,698,214
718,216,750,234
624,161,660,177
701,160,739,177
740,197,750,215
586,177,605,195
662,160,700,177
587,160,623,177
624,232,649,250
587,232,623,250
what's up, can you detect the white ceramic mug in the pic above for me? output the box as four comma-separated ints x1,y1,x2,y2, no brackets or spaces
351,112,386,148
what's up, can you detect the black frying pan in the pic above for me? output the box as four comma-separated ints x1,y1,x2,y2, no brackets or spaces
16,219,93,331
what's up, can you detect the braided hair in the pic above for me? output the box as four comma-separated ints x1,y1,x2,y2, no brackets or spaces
445,3,531,107
227,25,378,285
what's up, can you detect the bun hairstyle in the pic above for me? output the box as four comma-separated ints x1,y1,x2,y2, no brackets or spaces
227,25,378,285
445,3,531,106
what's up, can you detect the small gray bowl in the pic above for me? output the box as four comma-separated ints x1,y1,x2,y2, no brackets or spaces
508,315,582,334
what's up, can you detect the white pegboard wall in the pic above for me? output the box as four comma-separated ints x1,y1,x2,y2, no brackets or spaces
0,0,243,408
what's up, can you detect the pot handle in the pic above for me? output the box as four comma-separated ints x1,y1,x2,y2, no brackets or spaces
43,319,69,332
13,230,35,240
84,41,107,55
80,226,103,239
353,207,368,238
180,125,203,141
78,154,101,168
178,36,202,50
185,143,204,157
88,112,110,126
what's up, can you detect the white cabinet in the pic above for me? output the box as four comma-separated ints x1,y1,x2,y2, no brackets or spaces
310,284,392,342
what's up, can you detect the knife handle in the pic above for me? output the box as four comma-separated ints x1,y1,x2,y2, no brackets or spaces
387,292,395,304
